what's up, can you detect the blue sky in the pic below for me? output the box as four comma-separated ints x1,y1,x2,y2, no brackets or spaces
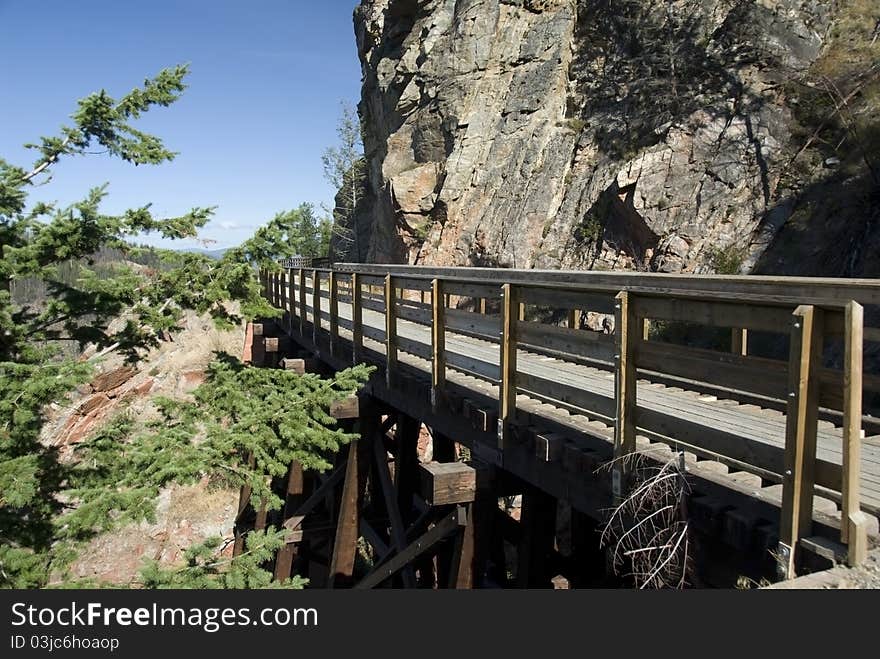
0,0,362,249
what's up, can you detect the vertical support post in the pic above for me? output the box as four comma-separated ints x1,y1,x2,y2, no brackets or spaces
352,273,363,364
568,309,581,330
642,318,650,341
516,489,557,588
312,269,320,346
778,304,822,580
732,328,748,356
298,268,307,336
385,274,397,388
479,298,487,315
518,302,526,322
329,271,339,358
431,278,446,412
613,291,637,502
274,461,305,581
498,283,519,450
842,301,868,566
328,419,372,588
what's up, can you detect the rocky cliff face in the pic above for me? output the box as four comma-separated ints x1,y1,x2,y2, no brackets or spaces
348,0,879,277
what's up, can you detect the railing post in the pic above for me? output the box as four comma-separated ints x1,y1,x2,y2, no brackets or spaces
568,309,581,330
385,274,397,388
298,268,307,336
613,291,637,503
329,271,339,358
431,278,446,412
498,283,519,451
352,273,363,364
732,328,748,356
312,269,320,346
778,304,822,580
279,270,288,328
842,301,868,566
286,269,295,334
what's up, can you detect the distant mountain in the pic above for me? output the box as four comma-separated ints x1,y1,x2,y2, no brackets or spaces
178,247,231,260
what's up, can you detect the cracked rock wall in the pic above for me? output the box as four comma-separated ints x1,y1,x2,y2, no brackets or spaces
349,0,880,277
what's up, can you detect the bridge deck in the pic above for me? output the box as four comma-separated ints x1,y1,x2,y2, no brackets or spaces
309,293,880,516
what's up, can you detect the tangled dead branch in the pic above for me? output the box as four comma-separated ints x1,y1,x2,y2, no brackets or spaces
601,450,692,589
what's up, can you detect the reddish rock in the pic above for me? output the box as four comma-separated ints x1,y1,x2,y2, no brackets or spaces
91,366,137,393
179,370,206,392
77,393,110,416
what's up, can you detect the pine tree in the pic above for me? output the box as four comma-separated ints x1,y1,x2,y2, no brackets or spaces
0,67,372,588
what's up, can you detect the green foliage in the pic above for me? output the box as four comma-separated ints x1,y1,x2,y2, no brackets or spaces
0,68,371,589
139,530,307,589
707,244,746,275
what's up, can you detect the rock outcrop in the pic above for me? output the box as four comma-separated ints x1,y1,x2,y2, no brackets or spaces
351,0,880,277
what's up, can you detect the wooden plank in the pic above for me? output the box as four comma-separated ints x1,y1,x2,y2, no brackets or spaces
613,291,637,500
778,305,823,580
298,269,307,336
732,327,748,356
519,286,615,314
354,506,467,589
519,320,615,363
330,395,359,420
312,269,321,344
329,271,339,357
352,272,363,363
328,431,370,588
635,340,788,400
445,307,501,338
396,304,432,326
499,283,519,449
842,301,868,566
444,281,499,299
385,274,398,388
274,461,305,581
419,461,476,505
447,502,475,589
632,295,794,334
432,278,446,412
287,269,296,333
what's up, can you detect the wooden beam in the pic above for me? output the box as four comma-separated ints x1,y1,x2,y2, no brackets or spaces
419,461,476,505
778,305,823,579
371,433,417,587
298,268,307,336
274,461,306,581
354,506,467,589
447,502,475,589
286,269,296,334
328,429,370,588
385,274,398,388
312,269,321,345
842,300,868,566
732,327,748,356
613,290,637,502
329,395,359,420
329,270,339,357
499,283,519,450
351,272,363,363
517,489,557,588
431,278,446,412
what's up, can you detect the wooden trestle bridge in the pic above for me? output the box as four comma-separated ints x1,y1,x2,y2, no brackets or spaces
236,263,880,587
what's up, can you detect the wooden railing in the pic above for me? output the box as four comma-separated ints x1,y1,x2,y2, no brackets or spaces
260,264,879,575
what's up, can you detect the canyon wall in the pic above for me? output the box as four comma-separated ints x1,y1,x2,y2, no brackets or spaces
342,0,879,278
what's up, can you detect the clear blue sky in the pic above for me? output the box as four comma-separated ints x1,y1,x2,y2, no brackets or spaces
0,0,362,249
